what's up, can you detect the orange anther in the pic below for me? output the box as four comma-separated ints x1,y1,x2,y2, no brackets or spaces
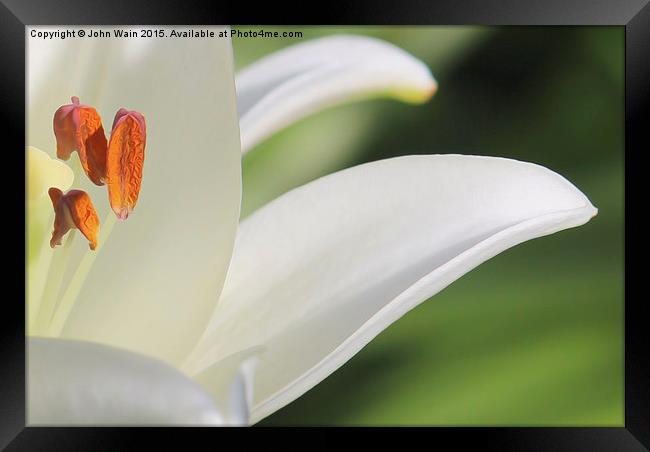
106,108,146,220
49,187,100,251
53,96,108,186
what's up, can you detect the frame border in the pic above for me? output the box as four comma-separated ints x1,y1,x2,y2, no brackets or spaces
4,1,646,449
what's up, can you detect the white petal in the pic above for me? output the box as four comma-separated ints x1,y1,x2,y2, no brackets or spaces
28,337,224,425
26,147,75,329
27,27,243,366
26,147,74,203
236,35,436,153
191,347,262,426
189,154,597,423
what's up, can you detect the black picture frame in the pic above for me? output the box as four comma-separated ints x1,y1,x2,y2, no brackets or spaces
3,1,646,449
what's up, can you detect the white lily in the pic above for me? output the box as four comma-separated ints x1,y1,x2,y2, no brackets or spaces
26,27,597,426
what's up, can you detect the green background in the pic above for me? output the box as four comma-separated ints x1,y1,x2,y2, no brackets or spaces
232,26,624,426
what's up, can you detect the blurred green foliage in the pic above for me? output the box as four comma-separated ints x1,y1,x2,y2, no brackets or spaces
232,26,624,426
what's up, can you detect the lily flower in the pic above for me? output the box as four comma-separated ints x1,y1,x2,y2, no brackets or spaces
26,28,597,426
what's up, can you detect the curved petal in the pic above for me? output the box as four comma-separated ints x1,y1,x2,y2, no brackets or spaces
26,147,75,328
28,337,224,425
188,154,597,423
192,347,263,426
27,27,242,366
26,146,74,262
26,147,74,204
236,35,436,153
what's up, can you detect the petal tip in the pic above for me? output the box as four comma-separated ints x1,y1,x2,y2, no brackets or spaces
418,75,438,103
584,203,598,223
385,58,438,105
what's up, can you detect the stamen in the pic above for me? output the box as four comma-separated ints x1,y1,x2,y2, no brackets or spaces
49,187,100,250
32,229,76,334
106,108,146,220
53,96,108,186
47,213,117,336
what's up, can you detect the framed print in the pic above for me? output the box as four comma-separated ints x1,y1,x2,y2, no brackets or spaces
2,0,647,449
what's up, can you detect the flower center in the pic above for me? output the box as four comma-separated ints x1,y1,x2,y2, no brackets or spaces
51,96,147,248
28,96,147,336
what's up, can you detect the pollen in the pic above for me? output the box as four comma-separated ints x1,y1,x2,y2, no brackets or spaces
49,187,100,251
106,108,146,220
53,96,108,186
